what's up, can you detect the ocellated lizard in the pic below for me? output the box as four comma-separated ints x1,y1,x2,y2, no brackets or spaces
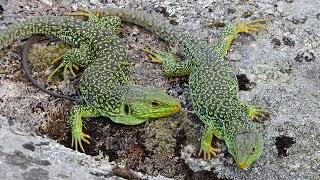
0,14,181,152
94,8,269,169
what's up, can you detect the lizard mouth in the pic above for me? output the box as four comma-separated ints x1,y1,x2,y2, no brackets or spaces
172,103,181,113
238,162,249,170
143,102,181,118
153,103,181,117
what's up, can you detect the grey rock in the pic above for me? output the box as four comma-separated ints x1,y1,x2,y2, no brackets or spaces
0,116,119,180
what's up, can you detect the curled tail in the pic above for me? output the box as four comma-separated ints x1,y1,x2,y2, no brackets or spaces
98,8,180,45
21,36,83,104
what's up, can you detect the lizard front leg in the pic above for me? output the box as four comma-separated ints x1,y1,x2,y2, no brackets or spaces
69,105,101,152
143,47,193,77
198,125,221,160
48,44,95,81
240,102,271,122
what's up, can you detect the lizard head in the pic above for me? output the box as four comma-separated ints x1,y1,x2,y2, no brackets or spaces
225,131,264,170
112,86,181,125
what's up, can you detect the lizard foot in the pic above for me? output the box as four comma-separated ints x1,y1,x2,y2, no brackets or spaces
236,19,270,34
198,143,221,160
247,105,271,122
143,46,176,64
142,47,163,64
64,8,102,19
71,130,91,152
48,56,79,82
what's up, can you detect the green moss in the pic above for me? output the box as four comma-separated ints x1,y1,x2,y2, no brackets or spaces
24,41,72,84
28,43,70,73
138,111,199,177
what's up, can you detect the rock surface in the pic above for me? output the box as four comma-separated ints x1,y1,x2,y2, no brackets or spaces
0,0,319,179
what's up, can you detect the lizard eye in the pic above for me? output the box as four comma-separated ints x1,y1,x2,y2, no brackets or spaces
151,101,160,108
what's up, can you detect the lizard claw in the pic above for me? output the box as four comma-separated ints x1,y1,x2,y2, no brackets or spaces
51,55,63,65
198,143,220,160
142,47,164,64
71,130,91,152
47,63,63,81
236,19,271,33
247,105,271,122
48,54,79,82
48,62,78,82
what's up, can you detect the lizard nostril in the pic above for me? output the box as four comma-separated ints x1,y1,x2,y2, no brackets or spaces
174,103,181,112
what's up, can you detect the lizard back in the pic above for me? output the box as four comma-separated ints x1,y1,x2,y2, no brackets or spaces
0,16,132,113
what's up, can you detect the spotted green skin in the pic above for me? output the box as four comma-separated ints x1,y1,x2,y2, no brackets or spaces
97,8,265,169
0,16,181,152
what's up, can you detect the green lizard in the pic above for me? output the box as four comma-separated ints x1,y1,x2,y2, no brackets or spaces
93,8,269,169
0,14,181,152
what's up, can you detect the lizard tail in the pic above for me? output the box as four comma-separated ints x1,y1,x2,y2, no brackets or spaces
0,17,58,49
0,16,88,50
98,8,180,45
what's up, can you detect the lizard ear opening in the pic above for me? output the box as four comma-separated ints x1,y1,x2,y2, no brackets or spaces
124,104,130,115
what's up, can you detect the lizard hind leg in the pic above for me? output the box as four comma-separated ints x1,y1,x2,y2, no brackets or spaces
48,51,78,82
213,18,270,58
93,16,121,35
48,44,94,82
65,8,121,35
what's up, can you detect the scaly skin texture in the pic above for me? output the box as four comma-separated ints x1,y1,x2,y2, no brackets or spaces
96,8,268,169
0,15,181,152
